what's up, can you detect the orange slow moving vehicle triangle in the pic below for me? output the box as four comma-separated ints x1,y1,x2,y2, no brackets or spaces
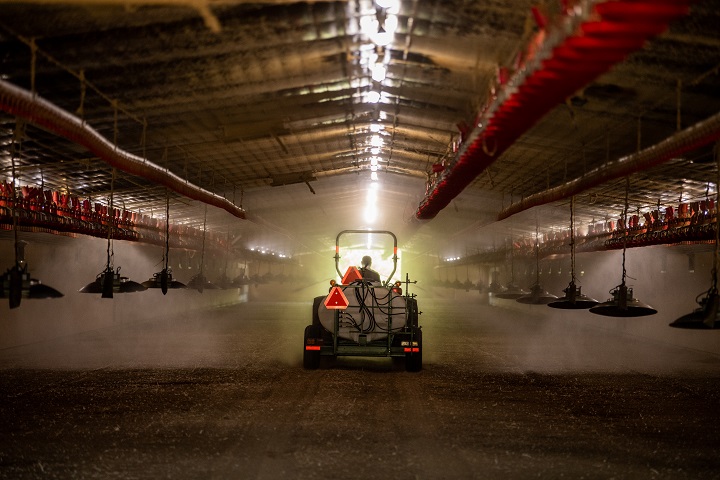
324,286,349,310
341,266,362,284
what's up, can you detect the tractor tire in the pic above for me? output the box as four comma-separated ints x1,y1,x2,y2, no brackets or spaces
406,297,419,328
312,295,324,326
405,327,422,372
303,325,321,370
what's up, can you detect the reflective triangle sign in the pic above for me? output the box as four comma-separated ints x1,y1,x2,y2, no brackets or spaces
342,266,362,285
324,286,349,310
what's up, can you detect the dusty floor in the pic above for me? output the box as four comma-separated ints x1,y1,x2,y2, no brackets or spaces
1,298,719,479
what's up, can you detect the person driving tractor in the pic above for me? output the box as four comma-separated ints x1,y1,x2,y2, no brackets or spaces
359,255,381,282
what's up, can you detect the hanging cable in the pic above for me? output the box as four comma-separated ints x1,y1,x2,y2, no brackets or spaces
29,38,37,98
164,190,170,271
712,143,719,294
77,70,86,123
570,196,576,285
200,203,207,277
106,168,116,271
534,217,540,286
621,176,629,287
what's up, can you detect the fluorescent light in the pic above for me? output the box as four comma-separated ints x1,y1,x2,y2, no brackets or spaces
371,172,379,181
376,0,399,11
384,14,398,34
359,15,376,36
370,134,383,147
371,29,393,47
371,63,387,82
366,90,381,103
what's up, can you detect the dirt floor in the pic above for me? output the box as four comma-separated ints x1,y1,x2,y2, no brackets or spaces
1,298,719,479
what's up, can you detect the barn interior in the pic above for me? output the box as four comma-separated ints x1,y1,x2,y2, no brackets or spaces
1,0,720,478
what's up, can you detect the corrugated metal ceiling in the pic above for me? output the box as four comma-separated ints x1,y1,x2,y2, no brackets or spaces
1,0,719,259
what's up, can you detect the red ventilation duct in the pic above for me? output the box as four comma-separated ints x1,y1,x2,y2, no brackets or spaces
415,0,694,220
0,79,246,220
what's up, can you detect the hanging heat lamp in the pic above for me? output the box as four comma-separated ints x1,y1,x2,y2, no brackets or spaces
215,192,238,290
142,192,186,293
670,144,720,329
232,261,250,287
187,203,219,293
79,169,146,298
517,220,558,305
215,232,234,290
1,124,63,308
0,241,64,307
548,197,599,309
590,177,657,317
463,264,474,292
487,268,503,294
494,233,529,299
79,266,147,296
451,266,463,289
670,289,720,329
187,273,220,292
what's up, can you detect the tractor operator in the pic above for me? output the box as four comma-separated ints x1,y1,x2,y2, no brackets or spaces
360,255,381,282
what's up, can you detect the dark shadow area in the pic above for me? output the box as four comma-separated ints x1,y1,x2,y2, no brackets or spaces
1,299,719,478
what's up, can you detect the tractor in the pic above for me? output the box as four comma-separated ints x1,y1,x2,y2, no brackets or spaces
303,230,422,372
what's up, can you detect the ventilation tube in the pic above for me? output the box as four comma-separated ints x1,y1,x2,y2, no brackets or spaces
0,79,246,220
497,111,720,221
415,0,693,221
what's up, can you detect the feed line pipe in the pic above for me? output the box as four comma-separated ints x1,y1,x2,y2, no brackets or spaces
0,79,246,220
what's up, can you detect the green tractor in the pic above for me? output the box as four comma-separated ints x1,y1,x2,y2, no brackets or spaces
303,230,422,372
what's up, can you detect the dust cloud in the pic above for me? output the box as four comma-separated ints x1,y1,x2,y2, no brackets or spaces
1,232,718,374
420,244,719,374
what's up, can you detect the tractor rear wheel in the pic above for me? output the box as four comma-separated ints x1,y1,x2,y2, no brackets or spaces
405,327,422,372
312,296,324,326
406,297,419,328
303,325,321,370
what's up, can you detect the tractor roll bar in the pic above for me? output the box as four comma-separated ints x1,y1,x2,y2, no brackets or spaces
334,229,398,285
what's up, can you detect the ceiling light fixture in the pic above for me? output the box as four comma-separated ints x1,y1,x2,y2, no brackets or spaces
366,90,381,104
142,192,187,293
1,125,63,308
548,197,599,309
590,178,657,317
371,26,393,47
375,0,399,9
371,63,387,82
79,169,146,297
187,204,220,292
670,145,720,329
1,241,63,306
517,220,558,305
487,269,503,294
494,233,529,300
